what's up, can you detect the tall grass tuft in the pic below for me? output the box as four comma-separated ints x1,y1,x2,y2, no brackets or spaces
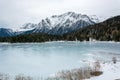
15,74,33,80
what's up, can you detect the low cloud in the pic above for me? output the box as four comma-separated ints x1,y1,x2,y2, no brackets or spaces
0,0,120,28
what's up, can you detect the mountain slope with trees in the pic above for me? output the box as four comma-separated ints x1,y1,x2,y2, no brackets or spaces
65,16,120,41
0,16,120,42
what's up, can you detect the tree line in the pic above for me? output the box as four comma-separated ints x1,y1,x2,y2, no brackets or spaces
0,16,120,42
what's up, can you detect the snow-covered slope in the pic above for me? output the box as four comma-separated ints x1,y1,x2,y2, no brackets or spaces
89,15,99,23
89,62,120,80
0,12,99,37
13,23,37,35
20,12,99,35
15,23,37,32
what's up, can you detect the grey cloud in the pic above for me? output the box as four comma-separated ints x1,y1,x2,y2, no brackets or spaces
0,0,120,28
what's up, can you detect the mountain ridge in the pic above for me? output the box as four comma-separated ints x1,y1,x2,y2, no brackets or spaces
0,15,119,42
22,12,98,35
0,12,99,37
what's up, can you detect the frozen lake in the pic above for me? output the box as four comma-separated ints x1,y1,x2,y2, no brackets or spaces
0,41,120,77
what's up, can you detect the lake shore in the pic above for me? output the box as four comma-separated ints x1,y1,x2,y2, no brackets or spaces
0,40,120,44
1,60,120,80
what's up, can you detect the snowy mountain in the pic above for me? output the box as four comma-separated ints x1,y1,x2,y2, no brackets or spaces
20,23,37,31
20,12,99,35
0,12,99,37
89,15,99,23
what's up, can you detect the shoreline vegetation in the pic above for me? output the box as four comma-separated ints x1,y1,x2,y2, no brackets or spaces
0,57,119,80
0,61,103,80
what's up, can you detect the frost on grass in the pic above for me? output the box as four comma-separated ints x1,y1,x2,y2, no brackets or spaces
48,61,102,80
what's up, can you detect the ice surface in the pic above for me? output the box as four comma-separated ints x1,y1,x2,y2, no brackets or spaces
0,41,120,78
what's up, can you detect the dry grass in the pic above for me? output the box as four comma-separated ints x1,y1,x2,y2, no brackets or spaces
15,74,33,80
48,61,102,80
0,61,103,80
90,71,103,76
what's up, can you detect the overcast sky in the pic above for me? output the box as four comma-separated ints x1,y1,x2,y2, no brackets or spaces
0,0,120,29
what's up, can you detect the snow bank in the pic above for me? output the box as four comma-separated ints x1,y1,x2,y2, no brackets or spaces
89,62,120,80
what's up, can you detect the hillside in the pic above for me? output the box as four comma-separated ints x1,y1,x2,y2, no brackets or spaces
0,16,120,42
64,16,120,41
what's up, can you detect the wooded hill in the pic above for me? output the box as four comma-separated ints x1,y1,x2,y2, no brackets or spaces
64,16,120,41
